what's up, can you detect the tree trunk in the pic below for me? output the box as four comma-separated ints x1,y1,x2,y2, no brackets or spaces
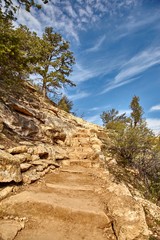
42,80,47,98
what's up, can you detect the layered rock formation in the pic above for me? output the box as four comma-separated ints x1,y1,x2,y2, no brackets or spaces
0,82,160,240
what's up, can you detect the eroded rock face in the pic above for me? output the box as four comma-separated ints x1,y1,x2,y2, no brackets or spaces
0,150,22,183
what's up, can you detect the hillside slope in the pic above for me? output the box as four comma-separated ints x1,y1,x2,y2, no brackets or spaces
0,81,160,240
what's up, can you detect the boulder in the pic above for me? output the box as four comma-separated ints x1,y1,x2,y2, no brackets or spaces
20,163,32,172
105,181,149,240
0,219,23,240
22,169,41,184
32,145,49,159
8,146,28,155
0,150,22,183
13,153,32,163
108,195,149,240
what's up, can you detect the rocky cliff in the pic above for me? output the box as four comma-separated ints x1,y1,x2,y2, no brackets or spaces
0,81,160,240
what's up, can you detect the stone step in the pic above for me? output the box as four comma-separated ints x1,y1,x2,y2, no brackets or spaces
70,160,101,168
59,168,85,174
15,217,115,240
0,191,110,228
46,182,94,192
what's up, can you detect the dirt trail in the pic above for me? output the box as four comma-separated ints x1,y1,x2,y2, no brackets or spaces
0,164,116,240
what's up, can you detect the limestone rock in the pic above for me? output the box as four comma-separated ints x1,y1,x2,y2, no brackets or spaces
32,145,49,159
13,153,32,163
105,182,149,240
31,154,40,161
19,141,34,146
0,144,5,150
0,150,22,183
32,159,59,168
22,169,41,184
135,196,160,221
0,219,23,240
8,146,28,155
9,101,34,117
110,196,149,239
0,186,13,201
20,163,32,172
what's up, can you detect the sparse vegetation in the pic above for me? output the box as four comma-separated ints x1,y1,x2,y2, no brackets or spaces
101,96,160,201
57,95,73,113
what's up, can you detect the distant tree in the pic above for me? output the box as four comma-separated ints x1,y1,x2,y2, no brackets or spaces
100,108,128,127
34,27,75,98
130,96,143,127
57,95,73,113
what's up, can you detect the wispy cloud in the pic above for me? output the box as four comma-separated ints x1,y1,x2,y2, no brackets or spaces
71,53,126,84
69,91,90,101
150,104,160,112
115,11,160,41
101,46,160,93
86,35,106,52
70,63,98,83
89,105,110,112
15,0,141,42
16,8,42,33
146,118,160,135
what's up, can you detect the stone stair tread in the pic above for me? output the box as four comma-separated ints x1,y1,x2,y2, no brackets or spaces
59,166,86,174
68,159,98,166
46,182,94,191
1,191,105,216
15,218,114,240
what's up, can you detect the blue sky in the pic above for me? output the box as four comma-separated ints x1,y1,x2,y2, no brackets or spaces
15,0,160,133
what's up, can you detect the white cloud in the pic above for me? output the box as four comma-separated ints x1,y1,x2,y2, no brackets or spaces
89,105,110,112
150,104,160,112
89,107,101,111
115,11,160,41
14,0,141,42
65,4,77,18
16,8,41,33
71,53,126,84
146,118,160,135
86,35,106,52
101,47,160,93
69,91,90,101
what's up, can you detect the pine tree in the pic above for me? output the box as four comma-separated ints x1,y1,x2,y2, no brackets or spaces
34,27,75,98
130,96,143,127
100,108,127,127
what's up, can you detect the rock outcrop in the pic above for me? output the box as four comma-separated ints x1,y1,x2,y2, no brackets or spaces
0,82,160,239
0,149,22,183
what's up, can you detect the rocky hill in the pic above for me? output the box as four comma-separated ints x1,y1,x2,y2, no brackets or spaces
0,81,160,240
